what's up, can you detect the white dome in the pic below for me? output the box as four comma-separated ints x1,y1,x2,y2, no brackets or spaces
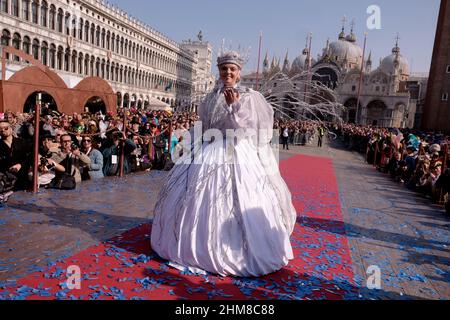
329,39,363,65
291,54,308,72
380,47,410,75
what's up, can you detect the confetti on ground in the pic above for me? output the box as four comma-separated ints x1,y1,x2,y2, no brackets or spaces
1,153,445,300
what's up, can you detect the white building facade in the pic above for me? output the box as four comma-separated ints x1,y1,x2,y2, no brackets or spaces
0,0,198,110
181,36,216,111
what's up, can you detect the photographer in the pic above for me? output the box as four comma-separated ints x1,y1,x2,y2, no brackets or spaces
102,131,136,177
0,120,31,191
51,134,91,185
38,135,65,187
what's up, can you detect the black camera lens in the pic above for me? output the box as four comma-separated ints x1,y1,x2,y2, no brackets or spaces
71,143,79,150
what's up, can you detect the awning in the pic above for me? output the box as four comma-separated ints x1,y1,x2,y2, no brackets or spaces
146,97,172,111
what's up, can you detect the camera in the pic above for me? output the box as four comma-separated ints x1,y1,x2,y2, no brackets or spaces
40,157,55,170
71,143,79,151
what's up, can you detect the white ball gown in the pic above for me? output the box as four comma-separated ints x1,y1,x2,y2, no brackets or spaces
151,84,297,277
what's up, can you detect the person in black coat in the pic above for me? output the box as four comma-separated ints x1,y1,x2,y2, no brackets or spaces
0,120,32,191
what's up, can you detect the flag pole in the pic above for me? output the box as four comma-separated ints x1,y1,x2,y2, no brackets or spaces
356,32,368,125
255,32,263,91
32,93,41,193
304,33,312,103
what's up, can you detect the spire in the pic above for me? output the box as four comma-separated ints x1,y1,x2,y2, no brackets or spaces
366,51,372,73
263,51,269,74
303,33,310,55
282,50,290,74
392,33,401,54
346,18,357,43
367,50,372,63
339,16,347,39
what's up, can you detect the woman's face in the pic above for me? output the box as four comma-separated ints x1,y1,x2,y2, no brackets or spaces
219,63,240,87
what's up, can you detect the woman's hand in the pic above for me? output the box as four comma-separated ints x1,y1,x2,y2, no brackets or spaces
224,88,240,106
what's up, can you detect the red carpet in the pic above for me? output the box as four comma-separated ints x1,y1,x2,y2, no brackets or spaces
0,154,357,300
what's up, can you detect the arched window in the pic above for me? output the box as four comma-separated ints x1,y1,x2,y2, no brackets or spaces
48,5,55,29
71,51,76,73
0,0,8,13
41,41,48,65
89,56,94,76
22,0,29,20
106,61,111,80
120,37,124,55
65,13,70,35
11,0,19,16
12,33,21,61
31,0,38,24
1,30,11,52
57,46,63,70
41,1,48,27
22,36,30,55
95,26,100,46
106,31,110,50
101,28,105,48
90,24,95,44
64,48,70,71
78,53,83,74
84,54,89,75
57,9,63,33
32,38,39,60
111,33,115,52
78,18,83,40
110,62,114,81
84,21,89,42
71,18,76,37
101,59,105,78
95,58,100,77
49,43,55,68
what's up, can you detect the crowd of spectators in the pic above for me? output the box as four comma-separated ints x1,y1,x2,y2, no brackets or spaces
275,119,324,148
334,123,450,213
0,107,199,193
1,107,449,214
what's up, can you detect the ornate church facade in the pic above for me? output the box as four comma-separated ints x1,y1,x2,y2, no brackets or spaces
248,24,419,128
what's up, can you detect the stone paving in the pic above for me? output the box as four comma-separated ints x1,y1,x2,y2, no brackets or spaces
287,137,450,299
0,137,449,299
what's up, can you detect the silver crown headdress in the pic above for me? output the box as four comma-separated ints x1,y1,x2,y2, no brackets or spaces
217,40,251,69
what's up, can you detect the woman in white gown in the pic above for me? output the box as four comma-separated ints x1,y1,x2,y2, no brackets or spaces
151,51,297,277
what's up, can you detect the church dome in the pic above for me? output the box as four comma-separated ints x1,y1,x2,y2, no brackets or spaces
345,31,357,43
380,45,410,76
328,38,363,65
291,49,309,73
